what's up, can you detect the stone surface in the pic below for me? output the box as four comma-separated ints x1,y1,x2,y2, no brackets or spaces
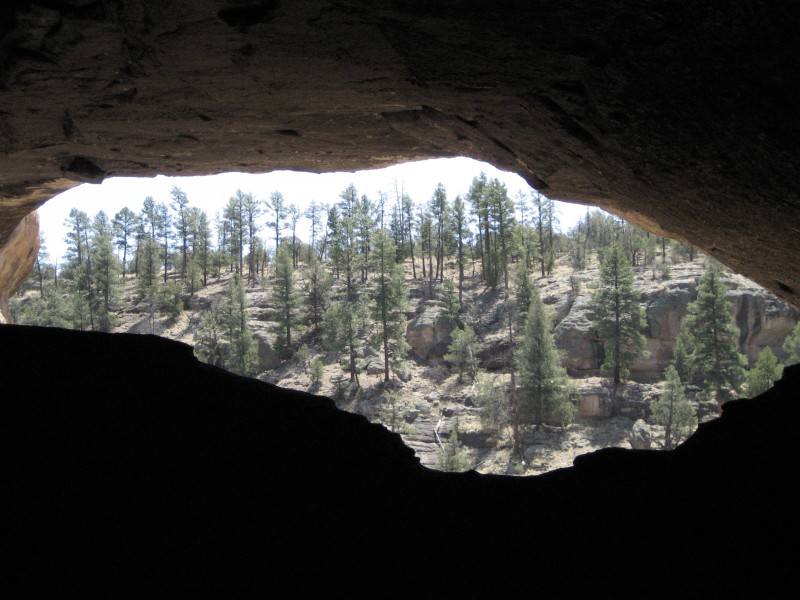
1,2,800,312
548,263,797,379
629,419,652,450
405,300,455,359
0,211,39,322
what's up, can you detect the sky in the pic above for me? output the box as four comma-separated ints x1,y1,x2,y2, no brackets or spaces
38,157,593,262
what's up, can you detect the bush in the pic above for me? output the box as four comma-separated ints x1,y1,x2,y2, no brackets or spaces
309,357,324,386
437,419,471,472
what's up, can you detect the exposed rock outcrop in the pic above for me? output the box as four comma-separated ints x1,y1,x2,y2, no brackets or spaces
549,263,798,380
0,211,39,323
406,300,455,359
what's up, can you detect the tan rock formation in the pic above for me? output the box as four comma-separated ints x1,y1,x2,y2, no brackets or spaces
551,263,798,379
405,300,455,359
0,211,39,323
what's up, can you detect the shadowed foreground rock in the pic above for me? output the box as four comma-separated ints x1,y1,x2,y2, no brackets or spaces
2,324,798,595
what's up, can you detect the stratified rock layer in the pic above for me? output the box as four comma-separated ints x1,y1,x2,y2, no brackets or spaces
550,263,797,379
1,1,800,312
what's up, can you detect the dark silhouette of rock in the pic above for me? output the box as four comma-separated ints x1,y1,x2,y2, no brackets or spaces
2,323,798,594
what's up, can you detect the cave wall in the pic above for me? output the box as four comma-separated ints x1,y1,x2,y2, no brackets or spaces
3,3,800,592
1,0,800,312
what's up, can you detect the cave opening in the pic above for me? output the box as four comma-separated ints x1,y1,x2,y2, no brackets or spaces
13,157,799,476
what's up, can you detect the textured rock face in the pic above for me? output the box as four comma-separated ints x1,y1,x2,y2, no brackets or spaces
406,300,455,359
551,264,798,379
1,2,800,311
0,211,39,322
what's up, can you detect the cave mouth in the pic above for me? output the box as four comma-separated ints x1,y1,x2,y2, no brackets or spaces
17,157,799,475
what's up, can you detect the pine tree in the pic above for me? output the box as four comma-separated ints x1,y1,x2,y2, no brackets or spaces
444,326,478,382
303,254,332,333
265,191,287,256
591,242,647,384
223,273,259,377
112,207,137,279
170,186,191,280
157,202,171,283
474,371,508,433
323,294,370,387
304,200,326,261
451,194,469,308
683,264,746,407
782,322,800,365
194,303,225,367
90,211,120,332
746,346,784,396
271,245,299,355
518,286,575,426
242,192,261,283
650,365,697,450
485,178,515,289
224,191,247,275
437,418,471,472
428,182,449,282
513,261,534,327
370,229,409,381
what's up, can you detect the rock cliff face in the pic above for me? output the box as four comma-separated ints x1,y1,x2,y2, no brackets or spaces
406,300,455,359
0,211,39,323
551,263,798,379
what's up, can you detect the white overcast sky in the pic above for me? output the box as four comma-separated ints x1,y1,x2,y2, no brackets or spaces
39,157,594,261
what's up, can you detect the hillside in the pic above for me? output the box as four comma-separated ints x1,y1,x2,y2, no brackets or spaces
13,255,798,475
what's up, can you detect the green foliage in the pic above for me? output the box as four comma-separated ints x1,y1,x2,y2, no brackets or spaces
683,264,746,406
370,229,409,380
303,255,332,331
15,293,71,329
271,245,299,353
746,347,784,397
295,345,309,372
159,280,183,319
650,365,697,450
194,304,225,367
223,273,259,377
440,279,459,318
323,294,371,385
444,325,479,382
513,261,534,326
591,242,647,384
474,371,508,433
518,286,575,426
309,356,324,386
783,322,800,365
437,418,471,472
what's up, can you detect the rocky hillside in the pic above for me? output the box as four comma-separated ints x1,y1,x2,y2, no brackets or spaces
17,257,796,475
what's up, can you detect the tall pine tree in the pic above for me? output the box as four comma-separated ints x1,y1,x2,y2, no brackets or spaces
592,242,647,384
683,264,745,407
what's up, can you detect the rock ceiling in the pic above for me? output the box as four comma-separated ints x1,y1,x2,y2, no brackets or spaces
1,1,799,313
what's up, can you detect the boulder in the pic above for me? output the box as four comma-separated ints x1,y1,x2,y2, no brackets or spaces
554,289,602,372
363,355,385,375
629,419,652,450
406,301,455,359
392,363,413,382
